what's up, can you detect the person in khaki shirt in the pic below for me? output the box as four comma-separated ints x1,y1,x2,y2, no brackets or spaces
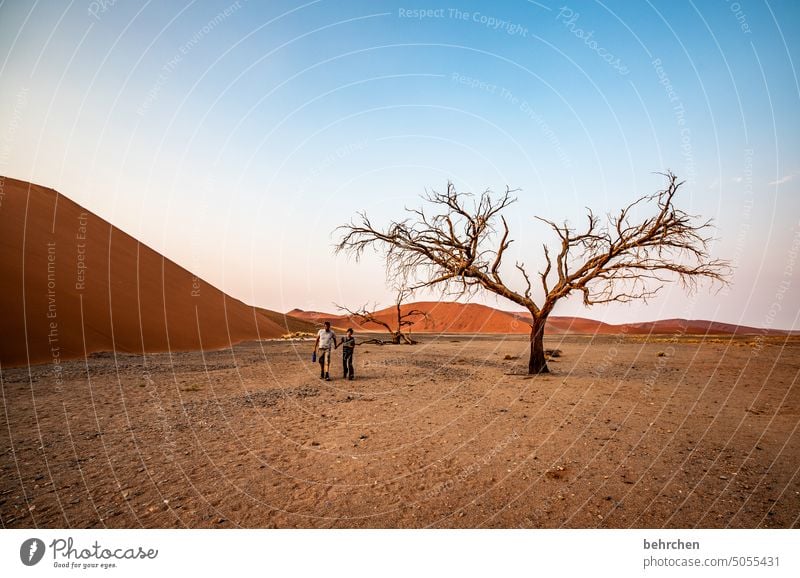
314,321,337,381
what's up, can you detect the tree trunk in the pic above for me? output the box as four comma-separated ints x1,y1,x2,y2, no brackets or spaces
528,316,549,374
400,332,417,345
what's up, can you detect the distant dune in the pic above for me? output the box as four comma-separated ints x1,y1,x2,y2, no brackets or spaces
286,302,535,333
286,304,619,335
0,177,317,367
613,318,768,335
285,309,346,327
506,312,786,336
288,303,790,337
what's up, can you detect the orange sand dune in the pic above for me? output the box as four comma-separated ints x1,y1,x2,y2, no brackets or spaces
287,303,527,333
0,177,316,367
614,318,776,335
290,303,786,336
289,302,615,335
286,309,348,326
509,312,778,335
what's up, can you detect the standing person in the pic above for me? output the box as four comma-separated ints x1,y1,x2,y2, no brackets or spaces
337,328,356,380
314,321,337,381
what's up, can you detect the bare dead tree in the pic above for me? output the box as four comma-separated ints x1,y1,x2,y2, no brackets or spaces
335,172,731,374
335,287,428,344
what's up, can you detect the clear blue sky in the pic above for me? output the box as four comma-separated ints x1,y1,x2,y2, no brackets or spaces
1,0,798,329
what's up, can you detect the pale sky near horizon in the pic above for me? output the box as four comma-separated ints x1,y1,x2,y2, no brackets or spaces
1,0,798,329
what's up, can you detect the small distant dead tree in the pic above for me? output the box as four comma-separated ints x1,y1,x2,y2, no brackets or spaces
336,287,427,344
335,172,731,374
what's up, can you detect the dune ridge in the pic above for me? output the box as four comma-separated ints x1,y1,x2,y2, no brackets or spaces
0,177,316,367
287,303,790,336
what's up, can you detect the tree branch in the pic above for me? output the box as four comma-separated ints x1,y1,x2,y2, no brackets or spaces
336,173,732,327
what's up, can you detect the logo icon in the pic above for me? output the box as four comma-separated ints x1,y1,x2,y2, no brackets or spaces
20,538,46,566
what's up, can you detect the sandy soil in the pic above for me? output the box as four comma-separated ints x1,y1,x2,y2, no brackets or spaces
1,334,798,528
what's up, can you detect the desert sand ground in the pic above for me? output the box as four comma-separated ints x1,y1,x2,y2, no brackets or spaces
1,334,798,528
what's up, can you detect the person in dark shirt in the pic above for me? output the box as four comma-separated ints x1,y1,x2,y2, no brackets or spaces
337,328,356,380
